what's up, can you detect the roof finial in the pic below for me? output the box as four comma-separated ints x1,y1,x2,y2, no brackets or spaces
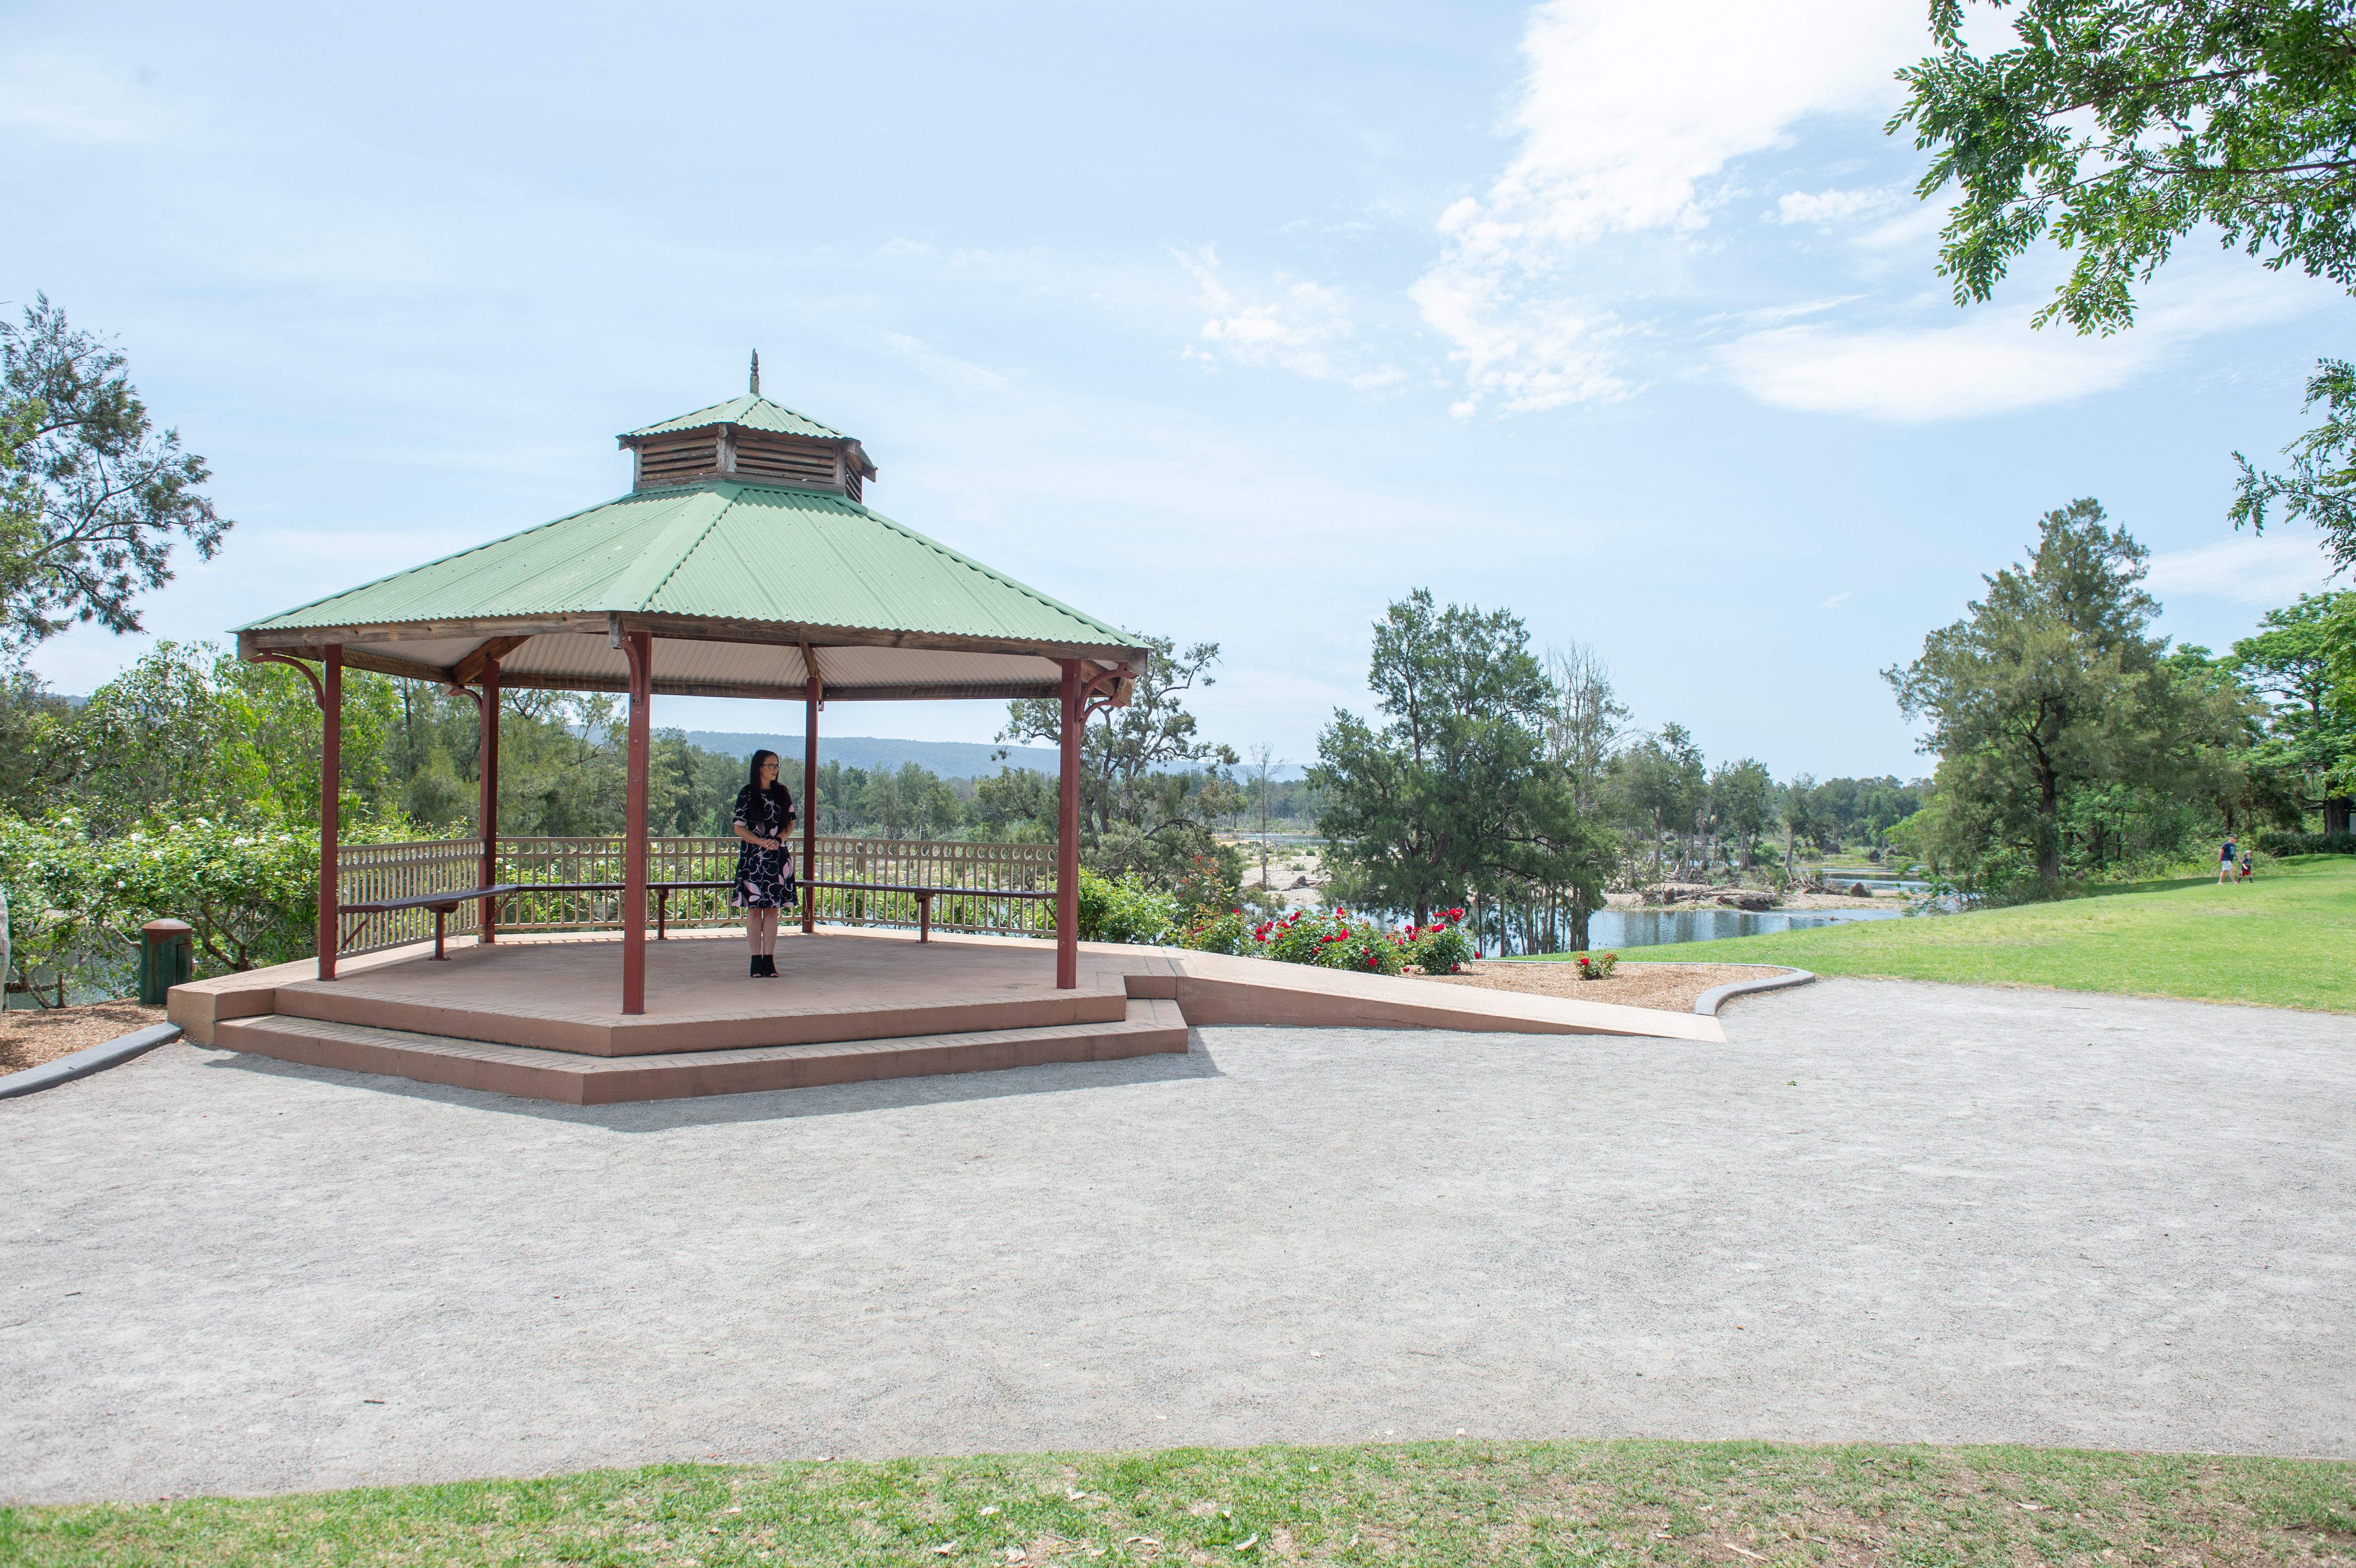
749,350,761,396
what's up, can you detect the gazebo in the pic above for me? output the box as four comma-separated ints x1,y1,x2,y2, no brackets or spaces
235,367,1149,1013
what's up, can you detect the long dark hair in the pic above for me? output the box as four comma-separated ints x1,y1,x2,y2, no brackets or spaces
745,749,792,805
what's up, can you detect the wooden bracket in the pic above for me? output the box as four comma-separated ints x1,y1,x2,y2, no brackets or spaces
452,635,531,688
251,651,327,709
1080,663,1126,724
802,642,825,709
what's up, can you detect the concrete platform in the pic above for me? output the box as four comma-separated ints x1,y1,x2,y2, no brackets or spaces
175,926,1722,1105
270,935,1128,1056
217,998,1189,1105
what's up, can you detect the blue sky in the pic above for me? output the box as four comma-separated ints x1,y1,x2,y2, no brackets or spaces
7,0,2346,782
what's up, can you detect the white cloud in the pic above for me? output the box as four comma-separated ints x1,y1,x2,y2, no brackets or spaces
879,331,1013,392
1178,247,1403,390
1820,590,1854,609
1412,0,1929,415
2147,533,2345,607
1718,261,2338,421
1775,186,1903,225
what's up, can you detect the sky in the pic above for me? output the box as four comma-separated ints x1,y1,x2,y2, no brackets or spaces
6,0,2348,783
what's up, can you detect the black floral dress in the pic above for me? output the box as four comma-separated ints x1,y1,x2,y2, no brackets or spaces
730,784,798,910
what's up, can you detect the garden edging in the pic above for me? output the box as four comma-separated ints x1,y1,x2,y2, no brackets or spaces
1691,965,1817,1016
0,1023,184,1101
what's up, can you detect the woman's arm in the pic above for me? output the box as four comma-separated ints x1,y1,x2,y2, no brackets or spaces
731,790,782,851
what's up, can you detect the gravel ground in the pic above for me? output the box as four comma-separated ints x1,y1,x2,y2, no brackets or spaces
3,977,2350,1504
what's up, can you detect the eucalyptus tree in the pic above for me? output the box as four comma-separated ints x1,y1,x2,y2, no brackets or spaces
998,632,1240,886
0,297,232,653
1314,589,1608,930
1885,499,2245,892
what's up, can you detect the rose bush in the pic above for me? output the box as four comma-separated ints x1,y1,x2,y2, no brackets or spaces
1175,905,1252,955
1574,950,1620,980
1401,907,1473,975
1251,906,1407,975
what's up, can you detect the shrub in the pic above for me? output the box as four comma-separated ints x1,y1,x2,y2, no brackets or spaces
1252,906,1407,975
1401,907,1472,975
2255,830,2356,856
1175,905,1252,955
1574,950,1620,980
1064,866,1178,945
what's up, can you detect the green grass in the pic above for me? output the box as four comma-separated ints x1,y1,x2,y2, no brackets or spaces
1616,853,2356,1013
3,1440,2350,1566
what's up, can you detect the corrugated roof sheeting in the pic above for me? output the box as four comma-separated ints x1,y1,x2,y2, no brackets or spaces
243,482,1136,659
624,394,849,441
805,645,1057,692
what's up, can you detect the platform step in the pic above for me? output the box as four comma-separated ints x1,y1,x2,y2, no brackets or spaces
214,999,1189,1105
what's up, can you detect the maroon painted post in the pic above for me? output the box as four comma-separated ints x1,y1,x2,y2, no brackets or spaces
622,631,652,1015
1056,658,1080,991
478,656,502,943
801,672,819,935
317,644,343,981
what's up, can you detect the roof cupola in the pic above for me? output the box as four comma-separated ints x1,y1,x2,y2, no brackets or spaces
617,358,878,501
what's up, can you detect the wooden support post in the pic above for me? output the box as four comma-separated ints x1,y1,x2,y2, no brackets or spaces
318,645,343,981
801,671,819,935
1056,658,1080,991
478,657,501,943
622,631,652,1016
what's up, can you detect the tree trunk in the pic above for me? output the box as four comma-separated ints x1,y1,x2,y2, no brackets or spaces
2326,795,2352,838
2036,766,2062,893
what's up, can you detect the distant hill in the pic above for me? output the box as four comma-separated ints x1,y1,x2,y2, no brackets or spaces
681,731,1309,781
681,732,1063,778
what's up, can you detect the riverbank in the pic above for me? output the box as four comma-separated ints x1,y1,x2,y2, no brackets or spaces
1664,854,2356,1013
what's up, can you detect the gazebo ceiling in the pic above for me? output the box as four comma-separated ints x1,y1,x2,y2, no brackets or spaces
238,437,1147,703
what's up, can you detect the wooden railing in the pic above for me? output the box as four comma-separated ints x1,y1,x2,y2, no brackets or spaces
336,836,1058,957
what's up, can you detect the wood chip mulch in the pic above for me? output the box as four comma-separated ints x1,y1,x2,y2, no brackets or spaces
0,1002,169,1075
1419,960,1787,1013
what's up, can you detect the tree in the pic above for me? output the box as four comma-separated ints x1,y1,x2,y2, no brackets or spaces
1891,0,2356,568
0,297,232,652
1711,758,1777,868
1314,589,1609,932
1614,723,1706,881
1886,498,2242,892
2228,590,2356,831
999,632,1241,887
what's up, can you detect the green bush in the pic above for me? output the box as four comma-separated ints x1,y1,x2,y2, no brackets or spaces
1402,908,1473,975
1251,906,1407,974
2256,830,2356,856
1175,904,1251,955
1,813,420,1002
1060,866,1178,945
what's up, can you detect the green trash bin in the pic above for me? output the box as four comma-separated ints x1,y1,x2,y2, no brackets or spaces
139,919,195,1006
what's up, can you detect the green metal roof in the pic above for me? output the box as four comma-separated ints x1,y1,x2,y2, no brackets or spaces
238,479,1139,655
622,394,851,442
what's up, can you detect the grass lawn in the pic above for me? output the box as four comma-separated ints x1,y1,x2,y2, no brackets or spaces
1609,854,2356,1013
3,1439,2351,1567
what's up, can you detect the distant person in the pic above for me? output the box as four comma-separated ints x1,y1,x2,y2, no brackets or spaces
2239,851,2255,882
2218,835,2237,884
731,750,798,979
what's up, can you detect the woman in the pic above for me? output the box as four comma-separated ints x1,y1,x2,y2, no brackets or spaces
731,750,798,978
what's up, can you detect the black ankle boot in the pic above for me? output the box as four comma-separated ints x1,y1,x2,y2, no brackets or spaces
750,955,763,979
758,954,777,978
